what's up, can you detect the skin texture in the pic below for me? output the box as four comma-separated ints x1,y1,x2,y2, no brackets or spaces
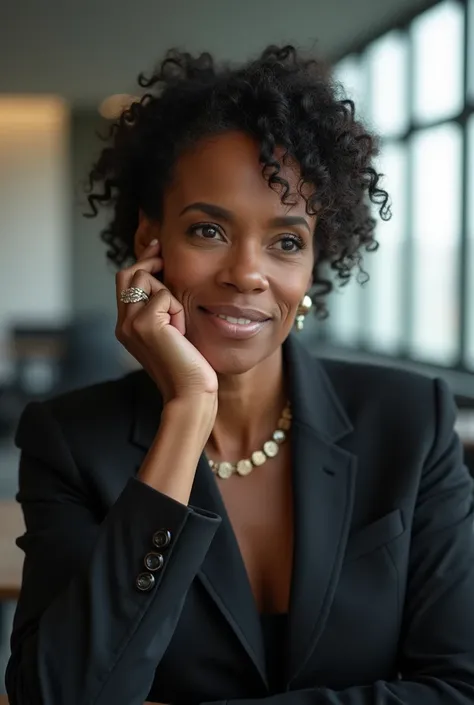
113,129,307,630
134,130,315,459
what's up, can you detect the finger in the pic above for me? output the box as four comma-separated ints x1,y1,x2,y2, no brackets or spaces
116,266,165,322
154,288,186,336
138,238,161,261
116,239,162,284
117,254,163,287
133,280,186,336
116,253,163,303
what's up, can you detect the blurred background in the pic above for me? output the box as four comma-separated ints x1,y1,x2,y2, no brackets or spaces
1,0,474,695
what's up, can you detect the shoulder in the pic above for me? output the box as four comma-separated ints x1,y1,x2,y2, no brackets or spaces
317,356,455,435
315,357,462,479
45,371,145,422
318,356,437,400
15,370,150,456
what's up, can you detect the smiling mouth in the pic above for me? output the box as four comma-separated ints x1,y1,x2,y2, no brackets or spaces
214,313,253,325
200,310,271,326
198,307,271,338
201,308,268,326
199,306,271,323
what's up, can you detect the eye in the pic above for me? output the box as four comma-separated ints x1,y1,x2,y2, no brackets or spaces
188,223,224,240
275,234,306,253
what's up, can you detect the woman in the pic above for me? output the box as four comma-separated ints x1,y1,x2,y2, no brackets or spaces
6,45,474,705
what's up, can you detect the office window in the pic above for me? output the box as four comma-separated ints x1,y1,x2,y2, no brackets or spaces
361,144,408,352
366,32,409,139
412,0,464,124
467,115,474,368
468,0,474,98
410,123,462,364
325,277,362,347
326,0,472,373
326,54,367,345
333,54,369,119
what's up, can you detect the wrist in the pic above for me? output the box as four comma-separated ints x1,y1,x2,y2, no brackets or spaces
163,393,217,420
139,394,217,504
161,394,217,442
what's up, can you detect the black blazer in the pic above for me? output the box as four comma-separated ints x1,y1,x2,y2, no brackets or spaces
5,334,474,705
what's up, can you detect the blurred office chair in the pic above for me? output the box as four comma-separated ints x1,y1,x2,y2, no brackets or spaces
57,312,124,393
0,324,68,438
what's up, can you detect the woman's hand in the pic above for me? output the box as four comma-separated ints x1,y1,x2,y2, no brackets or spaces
115,239,218,405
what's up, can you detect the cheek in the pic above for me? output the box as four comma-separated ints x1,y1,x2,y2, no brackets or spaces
161,243,192,282
163,270,196,300
162,247,212,301
272,272,309,312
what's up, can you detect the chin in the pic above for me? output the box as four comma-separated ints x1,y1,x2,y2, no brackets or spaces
190,335,271,376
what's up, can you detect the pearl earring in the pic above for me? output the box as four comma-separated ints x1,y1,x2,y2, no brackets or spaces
295,295,313,331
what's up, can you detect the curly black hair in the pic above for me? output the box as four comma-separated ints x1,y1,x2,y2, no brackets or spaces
86,44,390,318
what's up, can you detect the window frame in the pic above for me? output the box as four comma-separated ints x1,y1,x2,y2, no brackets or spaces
318,0,473,377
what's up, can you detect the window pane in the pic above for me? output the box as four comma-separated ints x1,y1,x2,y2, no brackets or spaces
410,123,462,364
333,54,369,119
325,277,361,347
466,115,474,368
366,32,409,138
412,0,464,124
360,143,408,352
467,0,474,98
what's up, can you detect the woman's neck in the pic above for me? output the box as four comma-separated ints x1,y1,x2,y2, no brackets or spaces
207,346,287,461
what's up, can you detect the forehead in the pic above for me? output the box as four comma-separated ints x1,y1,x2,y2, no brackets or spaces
166,131,314,219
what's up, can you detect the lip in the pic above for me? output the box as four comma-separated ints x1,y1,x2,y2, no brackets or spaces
198,307,270,340
200,305,271,322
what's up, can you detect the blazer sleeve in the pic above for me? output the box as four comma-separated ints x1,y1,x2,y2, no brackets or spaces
199,377,474,705
5,400,221,705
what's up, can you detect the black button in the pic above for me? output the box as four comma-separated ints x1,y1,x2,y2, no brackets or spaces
144,552,164,572
153,529,172,549
136,572,155,592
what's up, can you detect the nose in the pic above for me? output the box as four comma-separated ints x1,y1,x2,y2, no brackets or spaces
216,242,269,294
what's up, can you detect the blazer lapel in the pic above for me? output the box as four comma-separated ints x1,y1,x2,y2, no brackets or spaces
283,336,357,685
129,369,268,690
129,334,357,690
191,458,268,689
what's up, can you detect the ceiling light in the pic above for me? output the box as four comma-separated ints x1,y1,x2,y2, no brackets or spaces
98,93,140,120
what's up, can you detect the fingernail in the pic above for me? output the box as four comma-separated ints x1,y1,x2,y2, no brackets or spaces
149,238,158,246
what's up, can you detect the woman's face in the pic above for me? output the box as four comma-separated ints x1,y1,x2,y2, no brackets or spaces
139,130,316,375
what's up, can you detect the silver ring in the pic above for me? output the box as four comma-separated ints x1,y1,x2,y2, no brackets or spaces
120,287,150,304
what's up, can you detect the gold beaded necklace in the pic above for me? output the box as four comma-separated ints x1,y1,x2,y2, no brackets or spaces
208,401,292,479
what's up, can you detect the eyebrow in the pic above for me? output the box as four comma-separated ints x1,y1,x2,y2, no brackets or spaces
179,201,312,234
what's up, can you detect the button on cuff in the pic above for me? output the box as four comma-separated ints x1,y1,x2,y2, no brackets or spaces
144,552,164,572
136,572,156,592
153,529,172,549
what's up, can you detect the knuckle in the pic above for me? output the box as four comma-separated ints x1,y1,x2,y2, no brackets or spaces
154,288,167,303
132,268,147,281
130,314,146,336
120,316,136,337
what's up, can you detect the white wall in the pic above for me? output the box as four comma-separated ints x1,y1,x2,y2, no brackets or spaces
69,110,126,370
0,96,72,381
71,111,118,316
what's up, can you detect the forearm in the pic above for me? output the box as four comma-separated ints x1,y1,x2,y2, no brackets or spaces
138,394,217,505
6,400,222,705
7,478,221,705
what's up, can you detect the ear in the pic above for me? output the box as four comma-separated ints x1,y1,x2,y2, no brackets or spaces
134,209,161,259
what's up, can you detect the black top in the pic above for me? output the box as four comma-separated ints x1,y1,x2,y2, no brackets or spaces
6,334,474,705
260,613,288,693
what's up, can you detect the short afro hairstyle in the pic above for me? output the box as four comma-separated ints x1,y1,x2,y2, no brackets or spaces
86,44,390,318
